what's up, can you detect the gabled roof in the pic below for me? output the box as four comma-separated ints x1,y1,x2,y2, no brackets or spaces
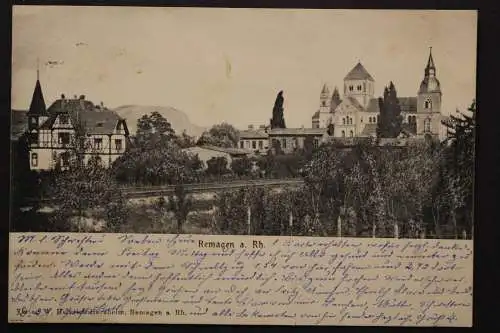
344,62,374,82
345,97,365,112
27,80,47,116
41,97,127,135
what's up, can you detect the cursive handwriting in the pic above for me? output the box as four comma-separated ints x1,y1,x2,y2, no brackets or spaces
9,233,473,326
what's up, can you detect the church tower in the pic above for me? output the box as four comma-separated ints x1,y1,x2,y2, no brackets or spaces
319,84,330,112
417,47,442,136
343,62,375,108
27,61,48,132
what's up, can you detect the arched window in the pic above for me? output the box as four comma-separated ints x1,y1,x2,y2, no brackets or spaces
424,118,431,133
322,101,326,106
424,98,432,109
349,85,354,91
349,130,354,137
341,130,346,137
343,118,346,125
357,85,362,91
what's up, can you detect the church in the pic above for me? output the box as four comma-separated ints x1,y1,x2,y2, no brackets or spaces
312,48,444,139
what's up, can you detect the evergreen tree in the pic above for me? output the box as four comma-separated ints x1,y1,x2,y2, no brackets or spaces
270,91,286,129
376,82,403,138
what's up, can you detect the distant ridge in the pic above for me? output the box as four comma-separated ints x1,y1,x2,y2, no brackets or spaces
113,105,206,138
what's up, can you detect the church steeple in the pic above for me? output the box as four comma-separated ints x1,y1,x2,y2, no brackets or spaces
425,47,436,77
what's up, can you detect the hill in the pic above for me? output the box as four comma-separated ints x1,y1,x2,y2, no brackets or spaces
113,105,206,138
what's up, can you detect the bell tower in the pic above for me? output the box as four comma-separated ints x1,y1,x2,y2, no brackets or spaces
417,47,442,136
319,83,330,113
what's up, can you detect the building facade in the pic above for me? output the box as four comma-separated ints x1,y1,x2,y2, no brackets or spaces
238,125,269,154
311,49,444,139
25,76,130,171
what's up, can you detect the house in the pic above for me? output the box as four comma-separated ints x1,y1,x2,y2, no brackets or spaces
268,127,328,154
238,125,269,154
24,75,130,171
182,145,252,170
311,48,444,140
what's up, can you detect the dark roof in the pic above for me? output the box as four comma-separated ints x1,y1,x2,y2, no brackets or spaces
41,98,127,135
344,62,374,82
11,110,28,140
398,97,417,113
360,123,378,137
366,98,380,113
239,129,268,139
366,97,417,113
27,80,47,116
269,128,326,136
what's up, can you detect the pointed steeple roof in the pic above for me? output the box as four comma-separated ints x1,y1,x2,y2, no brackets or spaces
425,46,436,76
27,78,47,116
344,62,374,82
321,83,330,94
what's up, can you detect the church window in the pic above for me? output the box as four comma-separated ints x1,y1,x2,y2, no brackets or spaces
357,85,362,91
31,153,38,167
322,101,326,106
341,130,346,137
258,141,263,149
313,138,319,148
424,118,431,133
343,118,346,125
360,117,363,123
240,141,244,149
349,85,354,91
349,130,354,137
252,141,256,149
282,139,287,149
424,98,432,109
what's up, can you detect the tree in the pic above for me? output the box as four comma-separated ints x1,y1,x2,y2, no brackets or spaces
206,156,229,176
175,130,196,148
231,156,253,177
136,111,176,147
441,100,476,238
168,184,193,233
270,91,286,129
197,123,240,148
377,82,403,138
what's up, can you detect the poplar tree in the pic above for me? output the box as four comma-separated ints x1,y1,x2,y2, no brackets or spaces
377,82,402,138
270,91,286,129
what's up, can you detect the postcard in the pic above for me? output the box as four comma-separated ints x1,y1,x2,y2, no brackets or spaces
9,6,477,326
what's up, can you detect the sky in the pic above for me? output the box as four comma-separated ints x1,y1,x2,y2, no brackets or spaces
12,6,477,129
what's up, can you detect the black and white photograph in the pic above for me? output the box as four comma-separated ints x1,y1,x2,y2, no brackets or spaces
10,7,476,240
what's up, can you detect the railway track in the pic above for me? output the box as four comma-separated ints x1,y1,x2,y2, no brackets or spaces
24,178,304,204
